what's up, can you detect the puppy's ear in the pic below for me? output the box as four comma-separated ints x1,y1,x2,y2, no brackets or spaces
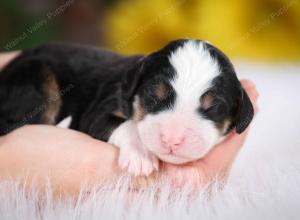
235,88,254,134
122,58,145,101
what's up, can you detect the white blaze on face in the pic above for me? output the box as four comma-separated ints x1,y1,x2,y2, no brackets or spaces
137,41,223,164
169,41,220,112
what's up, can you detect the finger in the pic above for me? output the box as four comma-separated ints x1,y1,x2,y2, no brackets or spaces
240,79,258,98
199,128,248,175
0,51,20,70
240,79,255,90
247,87,259,102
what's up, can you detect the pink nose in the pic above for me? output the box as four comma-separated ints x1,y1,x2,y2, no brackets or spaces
160,134,184,151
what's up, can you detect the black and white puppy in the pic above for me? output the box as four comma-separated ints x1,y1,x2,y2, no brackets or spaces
0,39,253,176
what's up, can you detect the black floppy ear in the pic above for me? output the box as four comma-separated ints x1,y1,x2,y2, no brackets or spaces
121,58,145,101
235,88,254,134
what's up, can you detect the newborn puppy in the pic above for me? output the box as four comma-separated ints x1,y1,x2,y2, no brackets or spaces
0,39,253,176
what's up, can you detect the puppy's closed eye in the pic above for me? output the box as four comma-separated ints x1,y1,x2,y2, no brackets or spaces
139,82,175,114
154,82,169,99
200,91,229,123
200,91,216,110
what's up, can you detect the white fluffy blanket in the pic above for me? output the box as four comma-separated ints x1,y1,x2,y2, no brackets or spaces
0,63,299,220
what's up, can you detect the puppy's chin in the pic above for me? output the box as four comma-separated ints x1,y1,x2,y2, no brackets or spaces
156,154,192,164
155,152,207,164
149,144,215,164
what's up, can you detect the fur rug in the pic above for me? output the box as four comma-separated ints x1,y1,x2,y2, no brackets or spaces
0,63,299,220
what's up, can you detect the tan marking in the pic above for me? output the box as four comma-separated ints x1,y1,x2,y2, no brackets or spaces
201,92,215,110
112,110,127,119
133,95,146,121
218,119,232,134
154,83,169,99
43,71,61,124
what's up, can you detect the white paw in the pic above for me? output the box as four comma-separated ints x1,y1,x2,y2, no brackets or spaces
108,120,159,176
119,148,159,176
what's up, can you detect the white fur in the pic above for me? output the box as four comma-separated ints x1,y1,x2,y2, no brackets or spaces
137,41,221,164
1,63,300,220
108,120,158,176
56,116,72,127
169,40,219,102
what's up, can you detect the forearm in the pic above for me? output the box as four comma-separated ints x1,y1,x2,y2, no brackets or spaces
0,126,122,196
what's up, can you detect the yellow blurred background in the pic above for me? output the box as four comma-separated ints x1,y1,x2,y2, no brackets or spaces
1,0,299,61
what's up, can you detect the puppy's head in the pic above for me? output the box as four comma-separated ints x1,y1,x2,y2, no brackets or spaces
122,39,253,164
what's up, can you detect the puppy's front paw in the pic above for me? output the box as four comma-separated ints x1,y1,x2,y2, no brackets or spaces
108,120,159,176
119,147,159,176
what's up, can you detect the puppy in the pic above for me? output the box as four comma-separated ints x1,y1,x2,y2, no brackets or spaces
0,39,253,176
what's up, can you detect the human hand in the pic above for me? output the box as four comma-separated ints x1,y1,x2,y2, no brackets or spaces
0,125,121,196
161,80,259,188
0,51,20,70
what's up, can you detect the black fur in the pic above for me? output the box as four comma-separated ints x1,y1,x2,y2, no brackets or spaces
200,42,254,134
0,39,253,140
0,43,142,139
